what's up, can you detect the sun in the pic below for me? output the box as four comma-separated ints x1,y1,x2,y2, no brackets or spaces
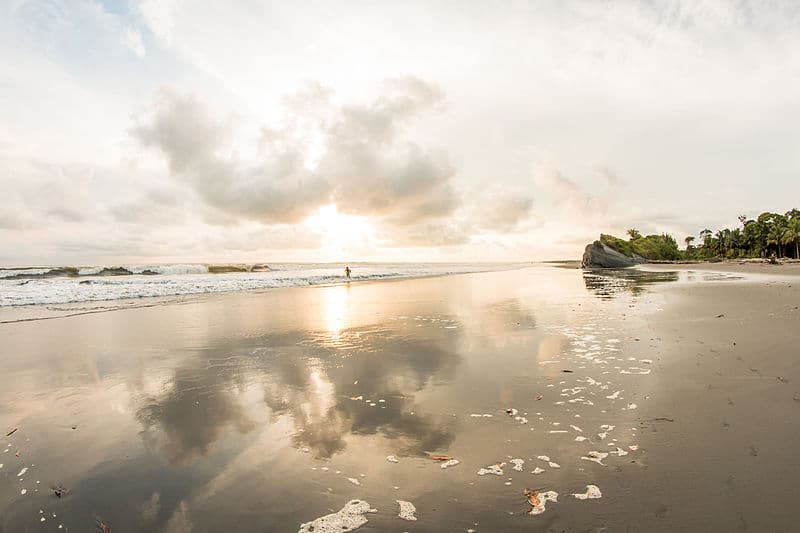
304,204,377,260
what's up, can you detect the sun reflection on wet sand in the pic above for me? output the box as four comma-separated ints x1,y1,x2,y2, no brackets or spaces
322,284,350,338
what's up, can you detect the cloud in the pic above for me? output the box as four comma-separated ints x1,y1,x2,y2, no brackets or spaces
596,166,624,187
472,189,535,231
542,170,607,218
133,78,460,234
383,220,472,247
138,0,178,46
122,26,146,58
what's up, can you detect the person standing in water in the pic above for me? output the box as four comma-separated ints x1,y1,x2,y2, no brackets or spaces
344,266,351,279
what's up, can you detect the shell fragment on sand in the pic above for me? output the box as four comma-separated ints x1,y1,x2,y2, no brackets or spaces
298,499,376,533
531,467,545,474
572,484,602,500
386,455,399,463
477,463,505,476
396,500,417,521
581,451,609,465
440,459,460,469
510,459,525,471
525,489,558,515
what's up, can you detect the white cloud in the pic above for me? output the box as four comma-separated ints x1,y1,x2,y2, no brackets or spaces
132,79,460,234
122,26,146,58
138,0,178,46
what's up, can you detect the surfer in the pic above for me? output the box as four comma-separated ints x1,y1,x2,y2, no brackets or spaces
344,266,351,279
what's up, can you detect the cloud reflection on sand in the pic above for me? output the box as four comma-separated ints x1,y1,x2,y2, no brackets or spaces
135,307,463,464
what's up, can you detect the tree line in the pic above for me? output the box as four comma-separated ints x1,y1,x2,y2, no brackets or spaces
604,208,800,261
684,209,800,259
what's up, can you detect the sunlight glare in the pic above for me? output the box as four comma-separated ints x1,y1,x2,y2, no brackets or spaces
322,284,349,336
305,204,376,260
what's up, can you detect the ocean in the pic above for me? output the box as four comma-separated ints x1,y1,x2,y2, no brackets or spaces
0,262,522,308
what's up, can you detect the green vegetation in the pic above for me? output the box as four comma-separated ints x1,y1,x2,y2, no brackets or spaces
601,208,800,262
684,209,800,260
600,232,681,261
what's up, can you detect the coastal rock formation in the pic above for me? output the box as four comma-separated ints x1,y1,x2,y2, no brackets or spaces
581,241,644,269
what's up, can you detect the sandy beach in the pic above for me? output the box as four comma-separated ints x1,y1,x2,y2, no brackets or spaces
1,265,798,532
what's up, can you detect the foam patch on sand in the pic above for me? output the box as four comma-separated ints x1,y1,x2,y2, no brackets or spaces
298,500,376,533
511,459,524,471
396,500,417,521
572,485,602,500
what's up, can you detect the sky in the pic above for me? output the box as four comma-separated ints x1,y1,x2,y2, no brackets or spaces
1,0,799,265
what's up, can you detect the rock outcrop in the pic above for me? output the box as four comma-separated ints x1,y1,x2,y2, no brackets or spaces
581,241,644,269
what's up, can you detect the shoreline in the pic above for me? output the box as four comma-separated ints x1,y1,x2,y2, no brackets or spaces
0,265,532,324
639,260,800,276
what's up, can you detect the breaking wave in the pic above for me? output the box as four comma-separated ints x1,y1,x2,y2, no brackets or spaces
0,263,272,279
0,263,521,309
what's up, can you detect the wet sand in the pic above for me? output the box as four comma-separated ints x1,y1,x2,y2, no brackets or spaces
0,266,798,532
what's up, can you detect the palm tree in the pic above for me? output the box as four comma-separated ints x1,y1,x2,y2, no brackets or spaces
627,228,642,241
738,214,748,229
782,218,800,258
684,236,695,248
715,230,726,256
730,228,742,256
767,224,784,257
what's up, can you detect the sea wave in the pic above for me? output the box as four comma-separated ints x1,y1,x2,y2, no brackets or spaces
0,263,272,279
0,263,521,309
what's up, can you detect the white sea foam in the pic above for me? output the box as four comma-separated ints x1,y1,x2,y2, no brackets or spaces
572,484,602,500
396,500,417,521
0,263,519,311
298,499,376,533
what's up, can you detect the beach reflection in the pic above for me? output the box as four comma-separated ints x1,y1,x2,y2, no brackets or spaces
131,309,462,465
1,267,640,532
322,284,349,337
582,268,679,298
